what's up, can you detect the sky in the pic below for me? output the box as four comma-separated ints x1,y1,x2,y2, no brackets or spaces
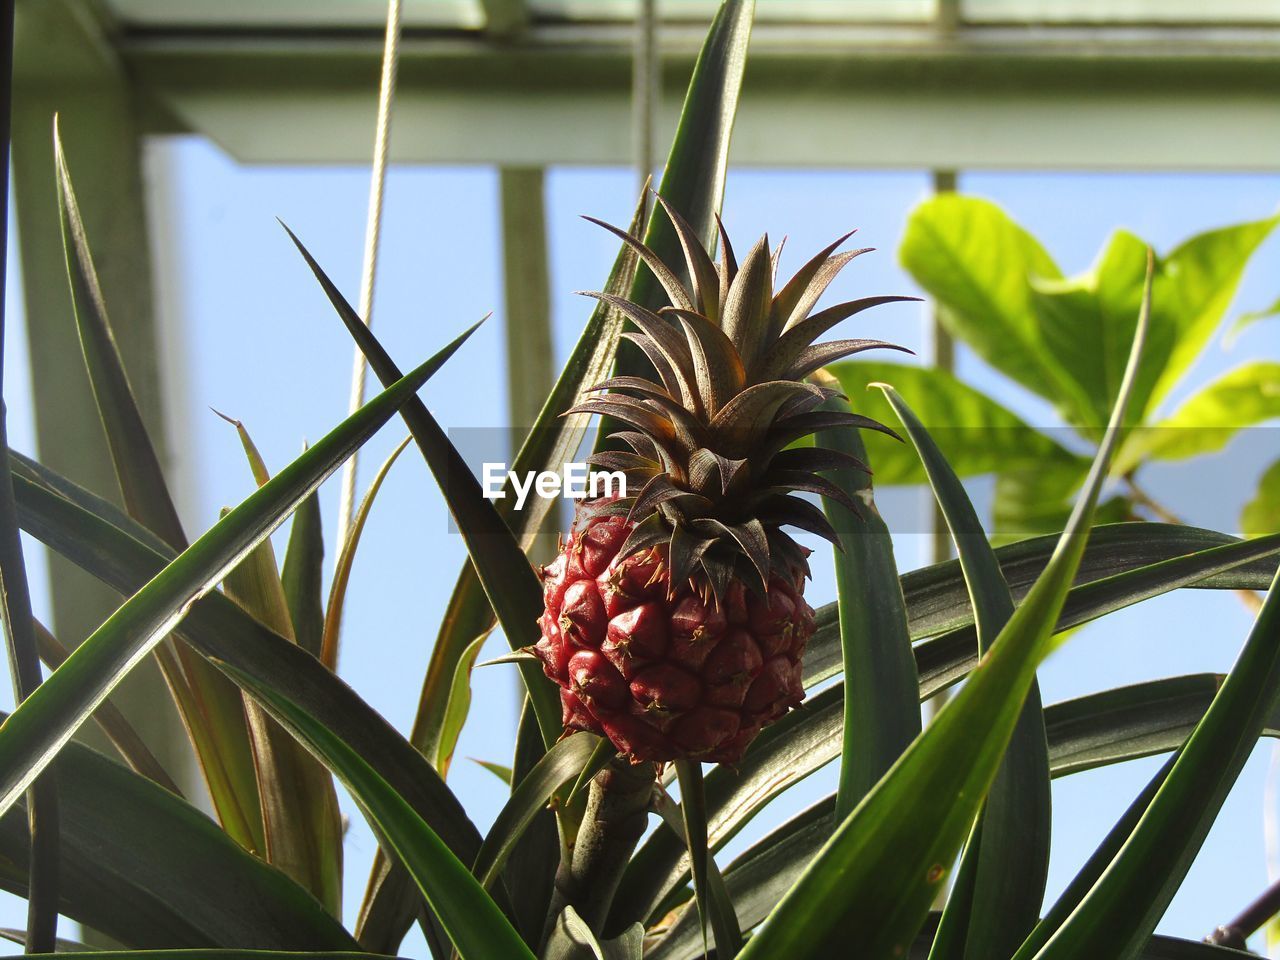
0,137,1278,954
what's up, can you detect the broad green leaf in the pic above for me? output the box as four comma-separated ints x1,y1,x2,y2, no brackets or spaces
827,360,1082,486
0,323,478,821
281,228,561,748
471,732,603,891
734,250,1150,960
215,661,535,960
0,713,357,950
1226,293,1280,346
899,194,1070,406
1029,566,1280,958
1145,214,1280,416
812,373,918,819
1028,229,1150,432
321,436,411,671
9,459,484,951
1243,457,1280,537
1117,362,1280,469
877,385,1048,960
56,120,264,855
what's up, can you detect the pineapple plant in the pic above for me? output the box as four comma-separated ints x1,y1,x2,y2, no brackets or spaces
1,2,1280,960
535,201,912,764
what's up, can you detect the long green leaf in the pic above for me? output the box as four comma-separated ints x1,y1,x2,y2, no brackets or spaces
616,529,1280,929
472,732,603,891
9,456,482,956
215,661,535,960
1030,566,1280,958
0,322,478,820
55,117,265,855
877,383,1049,960
734,250,1150,959
282,227,561,747
281,484,326,659
0,713,356,950
0,953,401,959
672,760,742,959
813,372,919,821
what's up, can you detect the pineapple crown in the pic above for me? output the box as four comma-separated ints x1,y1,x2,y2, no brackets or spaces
570,195,917,602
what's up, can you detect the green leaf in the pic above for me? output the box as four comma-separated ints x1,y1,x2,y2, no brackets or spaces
546,906,644,960
1243,457,1280,537
0,952,404,959
280,485,325,659
470,758,513,785
0,714,357,950
320,436,411,671
812,372,918,820
56,119,265,855
436,633,492,779
876,384,1049,960
1028,566,1280,957
1118,362,1280,469
671,761,742,959
827,360,1083,486
10,456,486,950
734,249,1151,960
0,322,478,819
899,194,1071,407
652,778,741,960
1225,293,1280,346
1145,214,1280,417
221,487,344,915
215,660,535,960
472,732,603,891
282,227,561,749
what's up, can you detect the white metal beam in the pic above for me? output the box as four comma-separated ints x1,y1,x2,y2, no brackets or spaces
120,22,1280,170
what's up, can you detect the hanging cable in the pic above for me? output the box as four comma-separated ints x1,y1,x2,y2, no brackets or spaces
337,0,403,554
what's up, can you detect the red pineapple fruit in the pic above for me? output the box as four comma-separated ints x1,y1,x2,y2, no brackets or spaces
533,198,911,764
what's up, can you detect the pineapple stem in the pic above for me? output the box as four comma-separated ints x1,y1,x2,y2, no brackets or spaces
543,756,657,944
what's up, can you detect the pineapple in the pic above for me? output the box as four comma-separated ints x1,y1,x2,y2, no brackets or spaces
534,198,913,764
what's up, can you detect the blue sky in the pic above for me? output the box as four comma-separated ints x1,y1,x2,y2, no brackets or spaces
1,139,1278,953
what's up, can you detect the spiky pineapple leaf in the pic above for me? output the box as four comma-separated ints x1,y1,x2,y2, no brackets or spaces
1027,569,1280,957
320,436,411,671
280,485,325,660
0,712,357,950
10,457,484,952
0,324,479,822
810,373,918,820
215,659,534,960
0,954,406,960
55,118,265,855
670,761,743,959
472,732,603,891
616,529,1280,929
281,228,560,746
876,384,1049,960
732,251,1151,960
